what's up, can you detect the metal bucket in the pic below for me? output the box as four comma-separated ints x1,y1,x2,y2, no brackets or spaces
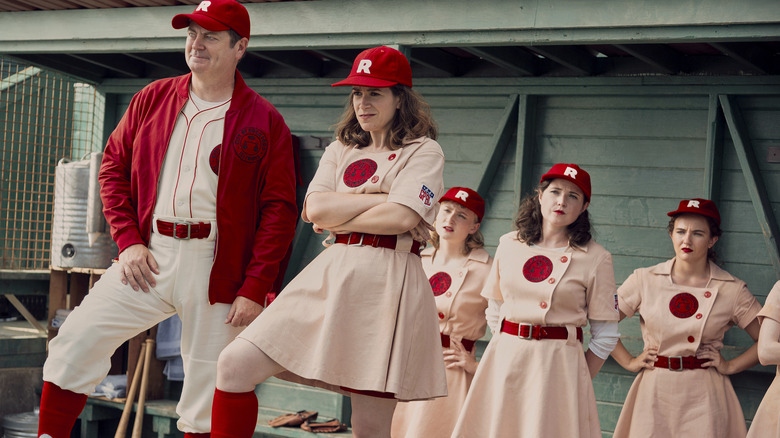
50,153,118,269
2,411,38,437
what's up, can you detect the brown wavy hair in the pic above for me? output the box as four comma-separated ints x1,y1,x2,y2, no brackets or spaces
514,180,592,249
334,84,437,149
667,214,722,263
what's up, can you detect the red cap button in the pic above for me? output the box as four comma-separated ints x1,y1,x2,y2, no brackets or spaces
438,312,445,319
540,301,548,309
688,336,695,343
695,313,703,319
704,291,712,298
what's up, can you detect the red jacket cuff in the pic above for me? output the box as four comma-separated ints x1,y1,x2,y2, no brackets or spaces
236,276,271,307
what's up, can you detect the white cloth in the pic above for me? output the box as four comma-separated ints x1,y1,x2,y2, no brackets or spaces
587,319,620,359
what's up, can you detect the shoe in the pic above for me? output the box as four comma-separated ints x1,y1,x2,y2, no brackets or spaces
268,410,318,427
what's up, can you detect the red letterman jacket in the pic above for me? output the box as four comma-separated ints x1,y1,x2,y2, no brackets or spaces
99,71,297,306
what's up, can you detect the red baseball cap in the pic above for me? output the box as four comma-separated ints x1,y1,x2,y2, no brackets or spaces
667,198,721,225
540,163,591,201
439,187,486,222
172,0,250,40
332,46,413,88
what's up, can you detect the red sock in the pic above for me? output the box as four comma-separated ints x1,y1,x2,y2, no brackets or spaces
37,381,88,438
210,389,258,438
184,434,210,438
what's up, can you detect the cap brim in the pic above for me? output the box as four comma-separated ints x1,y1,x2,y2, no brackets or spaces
172,13,231,32
331,75,399,88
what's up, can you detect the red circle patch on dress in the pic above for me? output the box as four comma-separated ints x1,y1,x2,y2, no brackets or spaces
669,292,699,319
523,255,553,283
343,159,378,188
233,127,268,162
209,144,221,175
429,272,452,297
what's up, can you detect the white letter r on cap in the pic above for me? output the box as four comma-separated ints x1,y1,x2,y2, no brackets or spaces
357,59,372,74
455,190,469,202
196,1,211,12
564,166,578,179
687,200,700,208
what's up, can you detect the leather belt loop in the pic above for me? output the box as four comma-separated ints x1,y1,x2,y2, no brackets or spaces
334,232,422,257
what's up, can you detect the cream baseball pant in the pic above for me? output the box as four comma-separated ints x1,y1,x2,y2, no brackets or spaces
43,227,243,433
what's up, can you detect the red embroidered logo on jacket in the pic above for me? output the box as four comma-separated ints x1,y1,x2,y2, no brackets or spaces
523,255,553,282
343,159,377,187
209,144,221,175
233,127,268,162
429,272,452,296
669,292,699,318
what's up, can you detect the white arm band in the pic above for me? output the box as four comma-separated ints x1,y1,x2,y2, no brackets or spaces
587,320,620,360
486,299,503,334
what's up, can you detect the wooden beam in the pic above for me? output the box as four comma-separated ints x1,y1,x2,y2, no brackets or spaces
710,42,770,75
461,47,537,76
409,48,461,76
3,294,47,335
125,52,188,76
476,94,519,195
703,94,723,201
514,94,537,212
69,54,145,78
719,94,780,276
528,45,595,76
613,44,680,75
249,50,323,76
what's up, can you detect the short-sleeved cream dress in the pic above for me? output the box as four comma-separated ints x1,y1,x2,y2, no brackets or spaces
747,280,780,438
391,246,492,437
614,259,762,438
237,137,448,401
452,232,620,438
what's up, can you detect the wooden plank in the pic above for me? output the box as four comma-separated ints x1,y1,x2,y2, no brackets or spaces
514,95,537,211
704,94,724,201
719,94,780,277
476,95,518,195
537,107,708,139
3,294,46,334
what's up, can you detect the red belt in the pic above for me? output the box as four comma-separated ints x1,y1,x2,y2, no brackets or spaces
156,220,211,240
654,355,708,371
334,233,422,257
500,320,583,342
440,333,476,351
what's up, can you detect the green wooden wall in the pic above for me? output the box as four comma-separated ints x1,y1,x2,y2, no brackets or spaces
106,76,780,436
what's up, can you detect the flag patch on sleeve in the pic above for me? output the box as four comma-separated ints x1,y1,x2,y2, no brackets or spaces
419,185,435,207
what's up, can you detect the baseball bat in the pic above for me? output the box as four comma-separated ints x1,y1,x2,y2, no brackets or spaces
131,339,155,438
114,341,147,438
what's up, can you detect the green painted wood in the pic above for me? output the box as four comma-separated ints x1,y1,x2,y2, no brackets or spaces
476,95,518,195
720,94,780,277
514,95,537,212
704,94,724,201
3,0,780,54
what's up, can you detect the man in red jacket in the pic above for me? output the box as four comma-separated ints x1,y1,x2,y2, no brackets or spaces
37,1,298,437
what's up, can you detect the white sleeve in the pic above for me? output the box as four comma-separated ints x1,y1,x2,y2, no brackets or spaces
486,298,503,334
587,319,620,360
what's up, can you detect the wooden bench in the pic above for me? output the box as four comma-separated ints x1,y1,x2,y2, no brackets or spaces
78,377,352,438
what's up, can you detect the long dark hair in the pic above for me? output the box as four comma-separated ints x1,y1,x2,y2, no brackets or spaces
667,214,722,263
334,84,437,150
514,180,592,249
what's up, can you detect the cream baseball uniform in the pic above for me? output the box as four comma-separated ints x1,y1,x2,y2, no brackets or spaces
236,137,448,401
45,95,243,432
614,258,762,438
452,232,619,438
746,280,780,438
391,246,492,438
